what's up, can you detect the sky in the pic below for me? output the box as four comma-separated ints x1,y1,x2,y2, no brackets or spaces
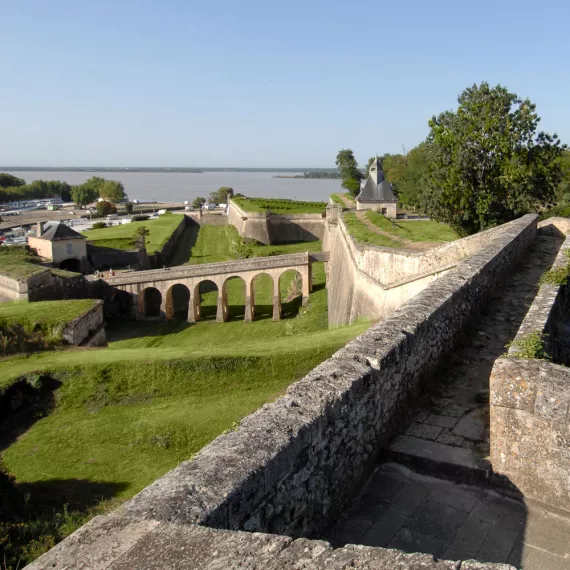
2,0,569,168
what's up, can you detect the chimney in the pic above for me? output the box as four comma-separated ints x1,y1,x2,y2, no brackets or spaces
37,222,44,237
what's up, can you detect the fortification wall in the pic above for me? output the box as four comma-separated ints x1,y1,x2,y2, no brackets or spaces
490,222,570,511
228,200,325,244
0,273,31,301
62,299,106,347
27,512,510,570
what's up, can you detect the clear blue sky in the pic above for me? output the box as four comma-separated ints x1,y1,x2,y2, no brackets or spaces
2,0,569,168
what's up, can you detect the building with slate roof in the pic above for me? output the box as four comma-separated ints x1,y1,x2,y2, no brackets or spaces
356,157,397,218
27,221,88,272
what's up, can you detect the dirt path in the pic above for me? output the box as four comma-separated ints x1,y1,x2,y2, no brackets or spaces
334,193,355,208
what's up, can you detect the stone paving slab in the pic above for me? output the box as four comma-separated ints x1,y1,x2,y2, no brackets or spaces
326,463,570,569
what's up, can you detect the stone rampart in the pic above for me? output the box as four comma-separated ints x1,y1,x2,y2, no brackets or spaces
61,299,106,347
490,220,570,512
326,214,519,326
25,214,536,570
26,512,511,569
228,200,325,245
0,272,34,301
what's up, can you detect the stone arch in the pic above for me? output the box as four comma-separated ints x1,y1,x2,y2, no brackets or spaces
251,272,275,320
279,269,303,318
140,287,162,318
165,283,190,320
59,258,82,272
193,279,219,321
222,275,246,321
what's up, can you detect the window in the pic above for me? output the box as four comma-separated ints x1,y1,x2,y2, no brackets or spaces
66,243,73,254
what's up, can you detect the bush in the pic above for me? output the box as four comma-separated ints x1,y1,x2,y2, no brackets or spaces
539,204,570,220
95,201,117,217
131,214,150,222
91,222,107,230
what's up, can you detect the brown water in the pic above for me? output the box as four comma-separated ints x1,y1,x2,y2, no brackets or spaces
8,171,341,203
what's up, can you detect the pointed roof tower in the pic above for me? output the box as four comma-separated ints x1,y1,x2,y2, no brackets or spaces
356,157,396,203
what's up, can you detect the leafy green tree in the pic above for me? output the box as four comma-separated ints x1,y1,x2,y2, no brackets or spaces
192,196,206,208
96,200,117,217
134,225,150,250
98,180,126,203
557,150,570,203
125,202,134,215
422,82,565,235
71,184,99,208
0,173,25,188
209,187,234,204
335,149,363,197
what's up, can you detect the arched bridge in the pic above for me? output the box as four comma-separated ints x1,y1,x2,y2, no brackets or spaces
102,252,328,322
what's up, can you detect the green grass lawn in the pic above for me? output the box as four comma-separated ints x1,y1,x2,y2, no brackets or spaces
82,214,183,251
365,211,460,242
0,299,95,328
0,246,48,279
186,225,237,264
233,197,327,214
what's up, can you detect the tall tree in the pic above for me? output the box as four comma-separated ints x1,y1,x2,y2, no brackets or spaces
71,184,99,208
192,196,206,208
98,180,126,203
0,173,25,188
335,149,363,197
422,82,565,235
209,186,234,204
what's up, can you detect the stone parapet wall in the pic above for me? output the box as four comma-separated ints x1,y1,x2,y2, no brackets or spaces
112,215,536,538
507,226,570,364
0,272,32,301
490,358,570,512
26,512,511,569
62,299,106,347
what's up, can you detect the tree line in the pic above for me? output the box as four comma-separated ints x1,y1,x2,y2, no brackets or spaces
0,174,126,207
336,82,569,235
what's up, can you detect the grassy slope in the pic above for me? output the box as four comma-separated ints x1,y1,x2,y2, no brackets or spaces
233,197,327,214
0,246,48,279
0,300,96,328
343,213,401,247
365,211,459,242
82,214,182,251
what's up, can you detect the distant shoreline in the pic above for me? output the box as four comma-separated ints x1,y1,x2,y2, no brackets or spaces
0,167,336,174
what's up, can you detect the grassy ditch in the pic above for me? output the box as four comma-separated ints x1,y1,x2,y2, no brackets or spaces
82,214,182,252
0,300,97,356
233,197,327,214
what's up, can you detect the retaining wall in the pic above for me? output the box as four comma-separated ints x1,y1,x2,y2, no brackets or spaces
490,219,570,511
0,273,35,301
61,299,106,347
228,200,325,245
326,215,519,326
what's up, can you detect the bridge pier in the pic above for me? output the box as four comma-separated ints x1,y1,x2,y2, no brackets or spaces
272,280,281,321
245,280,255,322
216,285,229,322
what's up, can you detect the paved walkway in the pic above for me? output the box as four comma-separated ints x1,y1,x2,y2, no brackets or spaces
325,236,570,569
327,463,570,569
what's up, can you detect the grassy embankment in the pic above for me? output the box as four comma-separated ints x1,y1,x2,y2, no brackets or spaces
344,211,459,247
329,193,355,208
81,213,183,251
0,222,367,566
0,299,97,356
233,197,327,214
0,247,78,280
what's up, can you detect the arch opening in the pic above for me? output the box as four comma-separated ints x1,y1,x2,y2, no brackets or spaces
252,273,275,320
166,284,190,320
59,258,82,272
195,280,219,321
223,276,246,321
279,269,303,319
142,287,162,318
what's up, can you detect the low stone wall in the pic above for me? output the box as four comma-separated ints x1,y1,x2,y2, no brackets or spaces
490,220,570,512
26,512,511,570
228,200,325,245
490,358,570,512
62,299,106,347
87,246,140,270
0,272,37,301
